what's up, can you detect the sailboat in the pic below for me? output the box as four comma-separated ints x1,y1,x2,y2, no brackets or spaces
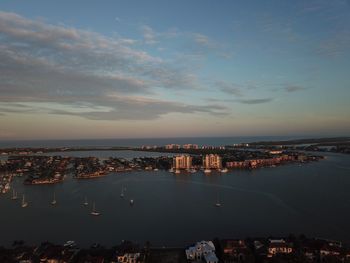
21,194,28,208
51,192,57,205
90,202,100,216
83,196,88,206
11,189,18,200
120,187,125,198
215,193,222,207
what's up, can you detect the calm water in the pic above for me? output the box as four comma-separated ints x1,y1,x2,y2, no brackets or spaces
1,151,350,247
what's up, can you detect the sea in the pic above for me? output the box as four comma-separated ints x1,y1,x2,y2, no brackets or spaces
0,136,349,247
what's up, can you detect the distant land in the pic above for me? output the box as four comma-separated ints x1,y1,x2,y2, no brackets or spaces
248,137,350,146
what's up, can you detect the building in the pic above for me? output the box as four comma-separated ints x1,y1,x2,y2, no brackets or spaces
203,154,222,170
173,155,192,170
222,239,253,262
183,144,199,149
117,253,141,263
267,239,293,258
185,241,218,263
112,241,143,263
165,144,180,150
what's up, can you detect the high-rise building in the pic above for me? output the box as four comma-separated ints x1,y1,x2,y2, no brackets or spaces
173,155,193,170
165,144,181,150
203,154,222,170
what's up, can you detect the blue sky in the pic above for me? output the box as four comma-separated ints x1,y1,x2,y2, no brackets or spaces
0,0,349,139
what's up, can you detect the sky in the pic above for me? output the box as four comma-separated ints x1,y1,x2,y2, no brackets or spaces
0,0,349,140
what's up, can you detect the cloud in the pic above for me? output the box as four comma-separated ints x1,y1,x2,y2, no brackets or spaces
138,24,233,61
285,85,306,92
0,97,228,121
0,11,197,92
238,98,273,104
141,25,158,45
317,30,350,57
216,81,243,97
192,33,213,48
0,11,223,121
205,97,274,105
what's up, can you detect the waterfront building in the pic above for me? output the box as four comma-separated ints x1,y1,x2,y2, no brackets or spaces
172,155,192,170
165,144,181,150
185,240,218,263
222,239,253,262
141,145,157,150
267,239,293,258
183,144,199,149
117,252,141,263
203,154,222,170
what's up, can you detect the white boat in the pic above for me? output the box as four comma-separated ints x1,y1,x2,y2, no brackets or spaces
120,187,125,198
83,196,88,206
90,202,100,216
190,168,196,173
51,192,57,205
11,189,18,200
21,194,28,208
169,168,174,173
154,168,159,171
215,194,222,207
204,168,211,173
130,199,134,206
220,168,228,173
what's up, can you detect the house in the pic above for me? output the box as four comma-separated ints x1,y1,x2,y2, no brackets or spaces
112,241,143,263
222,239,252,262
301,238,344,262
267,239,293,258
185,241,218,263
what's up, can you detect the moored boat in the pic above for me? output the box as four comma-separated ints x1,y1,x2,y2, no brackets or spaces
83,196,88,206
21,194,28,208
51,192,57,205
90,202,100,216
11,189,18,200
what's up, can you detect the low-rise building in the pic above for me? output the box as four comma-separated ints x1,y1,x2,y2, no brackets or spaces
267,239,293,258
117,252,141,263
185,241,218,263
222,239,253,262
112,240,143,263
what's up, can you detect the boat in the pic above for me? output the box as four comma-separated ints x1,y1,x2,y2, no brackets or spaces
83,196,88,206
129,199,134,206
169,168,174,173
51,192,57,205
11,189,18,200
90,202,100,216
21,194,28,208
215,194,222,207
190,168,196,173
220,168,228,173
120,187,125,198
204,168,211,173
